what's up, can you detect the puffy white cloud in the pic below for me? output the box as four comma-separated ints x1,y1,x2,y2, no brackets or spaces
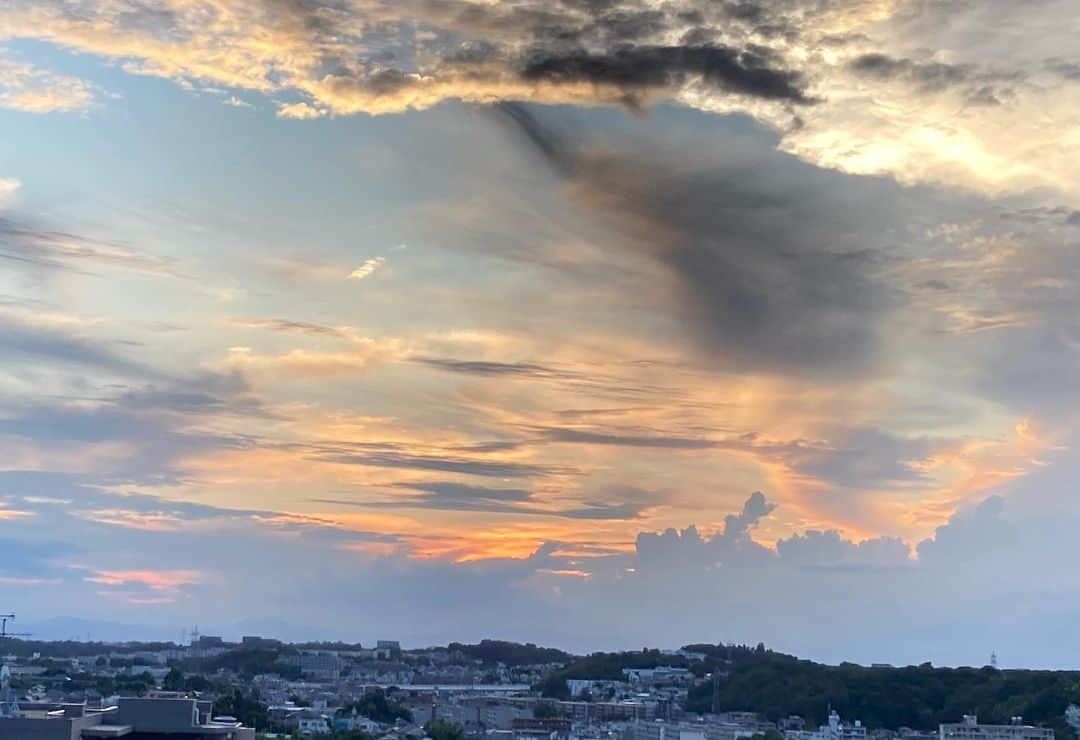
0,50,96,113
276,101,325,119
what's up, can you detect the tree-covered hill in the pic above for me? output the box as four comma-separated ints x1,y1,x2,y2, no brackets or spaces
447,640,573,666
684,652,1080,739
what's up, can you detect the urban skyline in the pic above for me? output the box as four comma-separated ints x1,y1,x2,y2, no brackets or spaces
1,0,1079,667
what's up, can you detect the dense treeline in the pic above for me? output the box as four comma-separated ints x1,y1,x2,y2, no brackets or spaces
0,639,181,658
448,640,572,667
338,689,413,723
212,689,271,730
182,646,301,679
684,653,1080,740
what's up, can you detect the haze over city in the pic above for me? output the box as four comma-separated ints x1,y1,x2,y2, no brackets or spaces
1,0,1080,668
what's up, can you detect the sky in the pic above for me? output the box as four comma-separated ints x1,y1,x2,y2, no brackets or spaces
1,0,1080,668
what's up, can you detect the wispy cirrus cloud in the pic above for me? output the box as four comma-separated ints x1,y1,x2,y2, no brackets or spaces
313,480,658,521
0,216,181,277
349,257,385,281
224,316,350,339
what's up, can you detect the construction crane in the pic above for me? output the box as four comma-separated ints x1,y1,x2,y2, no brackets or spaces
0,613,29,718
0,614,32,640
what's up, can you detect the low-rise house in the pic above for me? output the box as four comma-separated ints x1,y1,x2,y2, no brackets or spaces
940,716,1053,740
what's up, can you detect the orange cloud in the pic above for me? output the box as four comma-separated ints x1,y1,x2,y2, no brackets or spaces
85,568,202,604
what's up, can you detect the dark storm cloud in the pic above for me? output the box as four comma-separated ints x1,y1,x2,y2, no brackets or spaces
274,0,818,115
519,44,811,108
493,103,904,377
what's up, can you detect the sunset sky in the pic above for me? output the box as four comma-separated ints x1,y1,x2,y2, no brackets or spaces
2,0,1080,666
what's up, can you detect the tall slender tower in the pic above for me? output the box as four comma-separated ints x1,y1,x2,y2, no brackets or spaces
711,665,721,715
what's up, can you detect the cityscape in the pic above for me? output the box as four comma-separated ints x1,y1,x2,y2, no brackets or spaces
2,4,1080,740
1,634,1077,740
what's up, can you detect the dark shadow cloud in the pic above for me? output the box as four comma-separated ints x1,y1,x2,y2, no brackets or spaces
519,43,811,109
492,103,905,377
849,53,972,92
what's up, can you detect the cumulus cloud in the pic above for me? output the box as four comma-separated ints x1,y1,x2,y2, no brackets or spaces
724,490,776,536
776,529,910,568
4,470,1080,666
277,101,325,119
2,0,1078,199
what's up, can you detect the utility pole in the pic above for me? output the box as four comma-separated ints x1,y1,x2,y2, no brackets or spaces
711,664,721,715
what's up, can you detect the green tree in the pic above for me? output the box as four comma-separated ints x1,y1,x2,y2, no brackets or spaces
338,690,412,724
533,702,559,719
425,720,466,740
213,689,270,730
163,668,185,691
